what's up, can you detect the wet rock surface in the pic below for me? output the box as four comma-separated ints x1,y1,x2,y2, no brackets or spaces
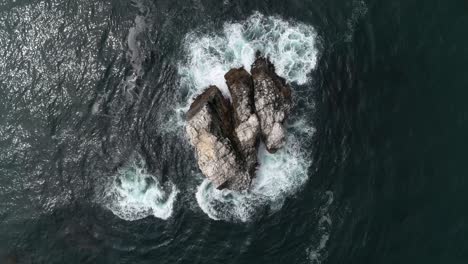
186,55,292,191
225,68,260,175
251,55,292,153
186,86,251,191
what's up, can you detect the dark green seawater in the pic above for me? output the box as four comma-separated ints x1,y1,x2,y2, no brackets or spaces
1,0,467,263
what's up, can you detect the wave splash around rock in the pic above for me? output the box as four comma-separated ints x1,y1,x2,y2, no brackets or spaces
186,53,291,191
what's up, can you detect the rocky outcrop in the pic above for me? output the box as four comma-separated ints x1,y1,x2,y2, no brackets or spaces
186,55,292,191
251,56,292,153
225,68,260,175
186,86,251,191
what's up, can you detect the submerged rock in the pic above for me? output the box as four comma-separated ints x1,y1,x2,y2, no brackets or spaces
186,86,251,191
186,54,292,191
251,55,292,153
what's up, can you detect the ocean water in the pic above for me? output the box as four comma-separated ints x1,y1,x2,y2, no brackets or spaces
1,0,467,263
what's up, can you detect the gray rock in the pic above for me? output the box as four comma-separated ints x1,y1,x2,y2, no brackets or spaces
251,55,292,153
186,86,251,191
224,68,255,125
186,56,293,191
225,68,260,175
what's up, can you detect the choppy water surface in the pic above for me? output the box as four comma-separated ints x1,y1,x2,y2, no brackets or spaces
1,0,467,263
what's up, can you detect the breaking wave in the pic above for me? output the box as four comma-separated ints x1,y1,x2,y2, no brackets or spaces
196,133,311,221
179,12,319,222
178,11,318,102
104,158,178,221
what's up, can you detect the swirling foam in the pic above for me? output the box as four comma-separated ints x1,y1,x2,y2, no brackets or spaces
196,135,311,221
179,12,318,222
104,159,178,221
306,191,334,264
178,11,318,103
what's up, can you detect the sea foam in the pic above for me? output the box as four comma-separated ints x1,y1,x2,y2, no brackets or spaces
104,158,178,221
179,12,319,222
178,12,318,104
196,136,311,221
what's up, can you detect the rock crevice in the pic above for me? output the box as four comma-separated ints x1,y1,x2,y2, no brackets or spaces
186,55,291,191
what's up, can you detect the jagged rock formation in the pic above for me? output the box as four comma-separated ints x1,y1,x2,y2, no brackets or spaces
251,56,292,153
186,55,292,191
225,68,260,175
186,86,251,191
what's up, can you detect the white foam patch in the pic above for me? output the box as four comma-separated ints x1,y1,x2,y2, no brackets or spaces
178,11,318,106
179,12,319,222
345,0,368,42
122,0,152,94
306,191,334,264
195,134,311,222
105,159,178,221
